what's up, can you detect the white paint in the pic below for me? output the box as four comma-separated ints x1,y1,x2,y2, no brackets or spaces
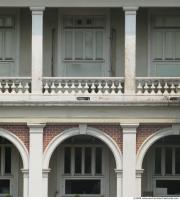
28,123,45,197
121,123,139,197
124,7,138,94
114,169,122,197
21,169,29,197
136,169,144,197
31,7,45,94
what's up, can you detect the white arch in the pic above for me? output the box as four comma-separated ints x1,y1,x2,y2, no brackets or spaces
136,127,177,169
43,127,122,169
0,128,29,169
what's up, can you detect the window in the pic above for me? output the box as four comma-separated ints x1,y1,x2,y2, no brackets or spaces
151,15,180,76
62,15,106,77
63,145,103,195
154,147,180,175
0,16,16,76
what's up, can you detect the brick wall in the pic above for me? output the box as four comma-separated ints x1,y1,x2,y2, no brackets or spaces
136,124,172,152
0,124,29,150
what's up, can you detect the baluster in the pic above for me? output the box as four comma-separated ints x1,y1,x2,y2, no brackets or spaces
177,82,180,95
157,82,162,95
91,81,96,95
57,81,63,94
11,81,16,94
44,82,49,94
144,82,149,95
76,81,81,94
83,81,89,95
71,80,76,95
24,82,30,94
64,80,69,94
150,82,156,95
4,81,9,94
111,81,116,95
0,81,3,94
170,82,176,95
51,82,56,94
137,81,143,95
18,82,23,94
104,81,109,95
163,82,169,95
117,81,123,95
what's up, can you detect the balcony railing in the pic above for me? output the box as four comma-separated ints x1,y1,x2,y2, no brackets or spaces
42,77,125,95
0,77,31,94
136,77,180,95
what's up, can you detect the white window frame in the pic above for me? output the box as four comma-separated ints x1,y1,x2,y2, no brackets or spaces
0,9,20,77
57,144,109,197
148,10,180,77
56,8,111,77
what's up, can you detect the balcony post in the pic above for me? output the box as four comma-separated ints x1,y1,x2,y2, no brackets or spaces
30,7,45,94
124,7,138,95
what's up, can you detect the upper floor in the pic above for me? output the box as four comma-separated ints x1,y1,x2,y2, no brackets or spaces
0,5,180,105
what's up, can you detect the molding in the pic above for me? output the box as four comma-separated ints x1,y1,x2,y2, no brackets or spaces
121,123,139,134
79,124,87,135
30,7,45,14
136,169,144,178
27,123,46,134
123,6,139,15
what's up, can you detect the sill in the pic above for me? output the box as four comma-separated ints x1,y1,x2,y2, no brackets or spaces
63,59,105,63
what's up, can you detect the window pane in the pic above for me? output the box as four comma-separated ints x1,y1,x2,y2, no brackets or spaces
85,147,91,174
165,31,174,59
96,31,103,59
4,30,14,60
5,147,11,174
85,31,93,59
75,147,82,174
155,148,161,174
153,31,163,60
75,31,83,59
175,32,180,59
175,148,180,174
65,180,100,194
64,147,71,174
165,148,172,174
0,180,10,195
0,30,3,60
95,147,102,174
65,30,73,60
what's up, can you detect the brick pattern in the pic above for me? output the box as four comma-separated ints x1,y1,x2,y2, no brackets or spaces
136,124,172,152
0,124,29,150
43,125,78,151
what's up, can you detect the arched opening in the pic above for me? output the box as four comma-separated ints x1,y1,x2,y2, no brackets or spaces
141,135,180,197
48,134,117,197
0,136,24,197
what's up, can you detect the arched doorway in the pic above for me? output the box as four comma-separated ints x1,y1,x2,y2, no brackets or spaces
43,127,122,197
0,128,29,197
137,127,180,197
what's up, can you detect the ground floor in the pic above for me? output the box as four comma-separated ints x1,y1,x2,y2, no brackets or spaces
0,123,179,197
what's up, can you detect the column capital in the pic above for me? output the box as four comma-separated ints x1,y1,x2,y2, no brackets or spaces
28,123,46,133
136,169,144,178
114,169,123,174
30,7,45,14
121,123,139,134
123,6,139,14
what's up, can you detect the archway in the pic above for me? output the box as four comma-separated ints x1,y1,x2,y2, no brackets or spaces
43,127,122,197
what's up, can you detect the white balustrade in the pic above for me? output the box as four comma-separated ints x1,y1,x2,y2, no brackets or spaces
42,77,124,95
0,77,31,94
136,77,180,95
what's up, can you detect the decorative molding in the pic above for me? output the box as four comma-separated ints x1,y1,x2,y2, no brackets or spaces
79,124,87,135
136,169,144,178
121,123,139,134
123,6,139,15
28,123,46,134
30,7,45,15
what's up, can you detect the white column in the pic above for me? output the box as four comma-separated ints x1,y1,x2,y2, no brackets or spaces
121,123,139,197
124,7,138,95
31,7,45,94
21,169,29,197
42,169,51,197
136,169,144,197
115,169,123,197
28,123,45,197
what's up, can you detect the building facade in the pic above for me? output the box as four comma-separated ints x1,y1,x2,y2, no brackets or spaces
0,0,179,197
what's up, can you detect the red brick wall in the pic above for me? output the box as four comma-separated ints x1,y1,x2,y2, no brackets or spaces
0,124,29,150
136,124,172,152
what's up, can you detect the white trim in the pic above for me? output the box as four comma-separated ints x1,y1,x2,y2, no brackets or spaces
136,127,180,170
0,128,28,169
43,126,122,170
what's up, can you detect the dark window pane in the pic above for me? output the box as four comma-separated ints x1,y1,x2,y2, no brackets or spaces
75,147,82,174
64,147,71,174
175,148,180,174
165,148,172,174
0,147,1,175
95,147,102,174
0,180,10,195
85,148,91,174
5,147,11,174
156,180,180,195
155,148,161,174
65,180,100,194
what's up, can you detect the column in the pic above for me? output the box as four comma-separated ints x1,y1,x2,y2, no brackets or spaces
42,169,51,197
136,169,144,197
31,7,45,94
124,7,138,95
121,123,139,197
28,123,45,196
115,169,123,197
21,169,29,197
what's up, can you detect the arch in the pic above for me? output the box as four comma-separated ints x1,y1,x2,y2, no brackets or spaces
43,127,122,169
136,127,178,169
0,128,29,169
